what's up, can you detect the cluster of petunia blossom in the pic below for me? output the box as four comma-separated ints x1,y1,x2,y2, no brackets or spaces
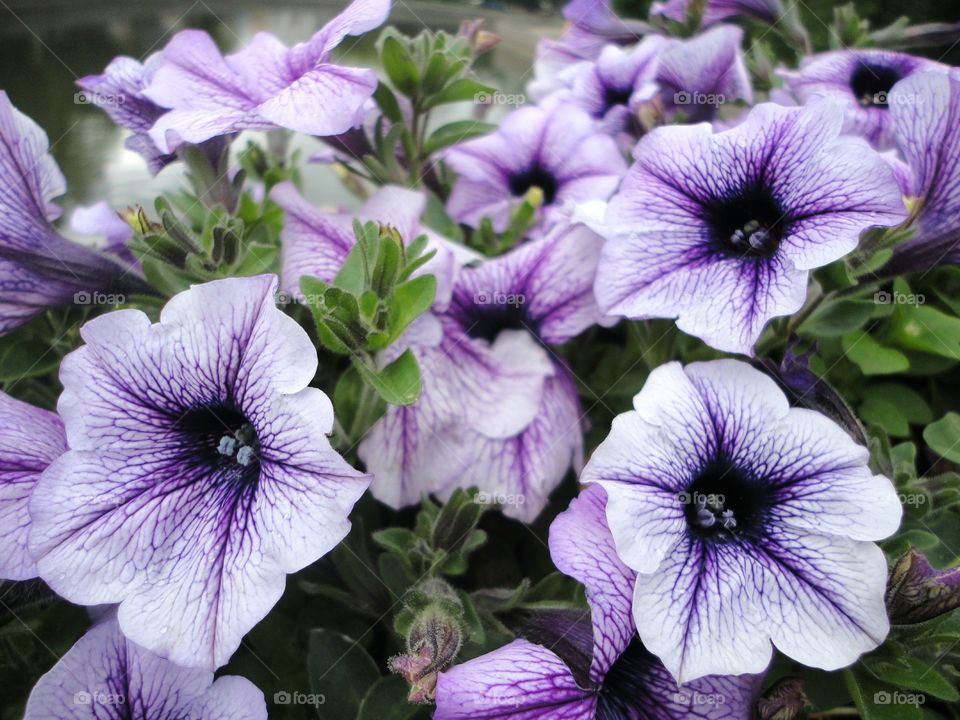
1,0,959,716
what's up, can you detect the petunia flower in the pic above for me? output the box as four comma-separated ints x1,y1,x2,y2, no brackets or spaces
652,0,785,28
144,0,390,153
592,101,906,354
24,615,266,720
582,359,902,682
0,92,146,335
29,274,370,670
779,49,947,150
0,392,66,581
444,103,626,233
654,25,753,122
359,222,604,521
885,71,960,272
434,484,762,717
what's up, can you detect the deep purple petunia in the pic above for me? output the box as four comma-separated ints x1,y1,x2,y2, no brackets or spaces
582,359,902,682
144,0,389,152
0,92,143,335
0,392,66,581
24,615,266,720
359,223,606,520
444,104,626,234
593,100,906,354
77,54,177,173
654,25,753,122
779,49,947,150
886,71,960,272
434,484,761,718
28,274,370,670
651,0,785,28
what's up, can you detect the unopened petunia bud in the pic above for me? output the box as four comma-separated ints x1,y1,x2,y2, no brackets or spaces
756,677,808,720
887,548,960,624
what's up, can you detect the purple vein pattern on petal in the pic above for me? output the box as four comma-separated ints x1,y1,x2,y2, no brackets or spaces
24,616,267,720
28,275,370,670
0,392,66,580
582,358,900,682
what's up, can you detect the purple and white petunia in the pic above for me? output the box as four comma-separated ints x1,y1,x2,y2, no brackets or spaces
359,222,606,520
886,71,960,272
654,25,753,122
593,100,906,354
144,0,390,152
28,274,370,670
434,484,762,718
779,49,947,150
0,92,144,334
582,359,902,682
24,615,266,720
444,103,626,234
0,392,66,581
651,0,785,28
77,54,177,173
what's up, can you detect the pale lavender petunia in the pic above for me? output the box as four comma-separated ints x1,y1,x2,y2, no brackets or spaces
593,100,906,354
444,104,626,233
144,0,390,152
654,25,753,122
359,223,606,520
583,359,902,683
24,615,266,720
0,92,145,334
28,274,370,670
886,71,960,272
779,49,948,150
0,392,66,581
434,484,762,718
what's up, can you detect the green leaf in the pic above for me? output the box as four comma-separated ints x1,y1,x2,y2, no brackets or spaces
388,275,437,343
423,120,496,155
353,349,422,406
424,78,495,109
924,413,960,463
845,667,923,720
889,303,960,360
842,330,910,375
373,81,403,123
333,366,365,432
372,527,418,555
358,676,428,720
867,655,959,701
859,383,933,438
799,299,876,336
0,336,61,381
307,629,381,719
381,35,420,96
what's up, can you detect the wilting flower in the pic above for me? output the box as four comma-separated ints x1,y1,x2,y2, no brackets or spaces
654,25,753,122
24,616,266,720
434,484,761,717
444,104,626,233
583,359,902,682
77,54,176,173
29,275,370,670
360,223,605,520
779,49,947,150
593,101,906,354
0,393,66,581
887,548,960,624
0,92,144,334
145,0,390,152
886,71,960,272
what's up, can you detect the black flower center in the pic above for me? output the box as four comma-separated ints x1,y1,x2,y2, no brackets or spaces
705,185,785,259
460,295,534,342
508,164,558,205
597,640,670,718
681,457,768,540
850,63,902,107
600,85,634,115
174,404,261,488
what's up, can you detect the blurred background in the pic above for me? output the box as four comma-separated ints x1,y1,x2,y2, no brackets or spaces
0,0,957,215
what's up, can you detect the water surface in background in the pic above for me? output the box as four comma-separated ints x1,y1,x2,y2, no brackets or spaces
0,1,561,219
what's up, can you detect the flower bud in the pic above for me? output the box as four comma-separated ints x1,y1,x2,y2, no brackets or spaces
887,548,960,624
756,677,808,720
